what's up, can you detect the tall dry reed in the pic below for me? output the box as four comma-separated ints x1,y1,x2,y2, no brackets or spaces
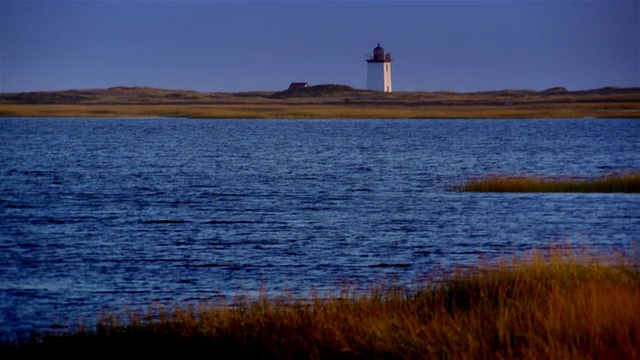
3,247,639,358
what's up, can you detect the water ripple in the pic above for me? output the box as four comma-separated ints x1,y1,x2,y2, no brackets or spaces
0,117,639,341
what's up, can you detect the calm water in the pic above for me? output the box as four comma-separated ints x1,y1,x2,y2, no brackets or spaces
1,117,639,340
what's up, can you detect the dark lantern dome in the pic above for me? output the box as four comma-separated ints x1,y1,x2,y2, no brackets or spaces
367,43,391,63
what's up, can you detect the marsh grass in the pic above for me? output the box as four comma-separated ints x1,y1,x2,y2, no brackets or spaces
3,86,639,118
2,101,639,119
449,172,640,193
3,247,639,358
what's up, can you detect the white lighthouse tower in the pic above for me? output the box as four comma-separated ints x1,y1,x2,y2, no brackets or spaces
366,43,392,92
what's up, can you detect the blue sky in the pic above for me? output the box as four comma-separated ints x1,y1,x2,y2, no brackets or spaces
1,1,638,93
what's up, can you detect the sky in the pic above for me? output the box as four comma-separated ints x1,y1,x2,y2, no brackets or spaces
1,0,638,93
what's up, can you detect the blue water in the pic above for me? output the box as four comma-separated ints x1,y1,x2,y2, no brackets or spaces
1,117,639,340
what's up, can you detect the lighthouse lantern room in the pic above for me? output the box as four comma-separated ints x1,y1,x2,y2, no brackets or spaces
366,43,392,92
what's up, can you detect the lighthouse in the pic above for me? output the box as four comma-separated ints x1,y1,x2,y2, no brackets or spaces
366,43,392,92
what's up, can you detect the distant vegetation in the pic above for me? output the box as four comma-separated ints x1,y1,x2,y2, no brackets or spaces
2,247,638,358
269,84,358,99
1,85,639,119
449,172,640,193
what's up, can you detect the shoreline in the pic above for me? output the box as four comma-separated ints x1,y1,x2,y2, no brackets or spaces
2,85,639,119
2,103,639,119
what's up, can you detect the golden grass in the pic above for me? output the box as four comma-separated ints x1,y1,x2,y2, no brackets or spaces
2,101,639,119
449,172,640,193
3,247,639,358
2,86,640,119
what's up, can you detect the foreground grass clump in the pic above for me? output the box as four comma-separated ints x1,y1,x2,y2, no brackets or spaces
449,172,640,193
2,248,639,358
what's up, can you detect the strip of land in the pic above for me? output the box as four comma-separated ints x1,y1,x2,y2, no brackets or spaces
449,172,640,193
1,85,639,119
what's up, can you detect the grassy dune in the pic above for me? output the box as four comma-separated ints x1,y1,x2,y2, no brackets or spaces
449,172,640,193
3,248,639,358
1,85,639,119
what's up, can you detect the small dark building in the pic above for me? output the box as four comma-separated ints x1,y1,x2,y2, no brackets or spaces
288,82,309,89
